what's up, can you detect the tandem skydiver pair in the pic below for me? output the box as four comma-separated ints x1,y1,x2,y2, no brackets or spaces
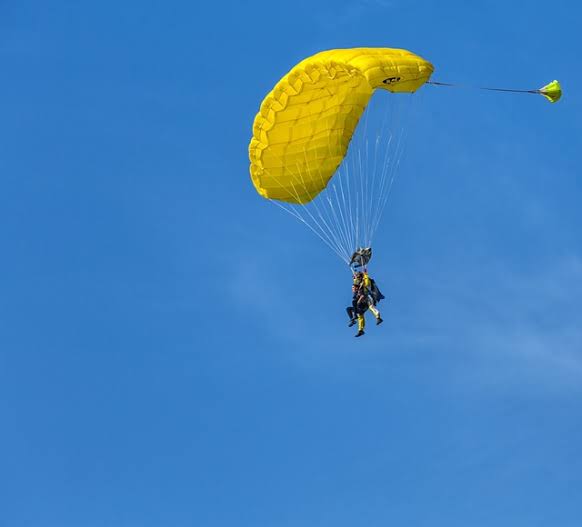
346,248,385,337
347,270,384,338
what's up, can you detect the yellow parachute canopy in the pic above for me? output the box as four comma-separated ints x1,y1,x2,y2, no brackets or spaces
249,48,434,204
539,80,562,103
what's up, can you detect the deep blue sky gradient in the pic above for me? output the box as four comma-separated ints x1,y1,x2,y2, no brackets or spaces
1,1,581,526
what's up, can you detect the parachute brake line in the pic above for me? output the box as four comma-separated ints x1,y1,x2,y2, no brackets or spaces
427,80,562,103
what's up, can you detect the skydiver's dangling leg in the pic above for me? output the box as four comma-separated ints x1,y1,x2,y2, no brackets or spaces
355,312,365,337
346,306,357,327
368,302,383,326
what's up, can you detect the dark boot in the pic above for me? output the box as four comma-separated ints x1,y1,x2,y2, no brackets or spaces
355,330,365,338
376,317,383,326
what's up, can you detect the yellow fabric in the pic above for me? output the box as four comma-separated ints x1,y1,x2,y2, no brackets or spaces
249,48,434,204
363,273,371,291
357,313,366,331
356,299,381,332
539,80,561,103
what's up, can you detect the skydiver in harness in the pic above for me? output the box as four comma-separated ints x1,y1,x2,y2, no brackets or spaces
346,248,385,337
347,272,366,327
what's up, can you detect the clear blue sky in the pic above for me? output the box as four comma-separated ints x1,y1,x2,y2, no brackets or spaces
1,1,581,526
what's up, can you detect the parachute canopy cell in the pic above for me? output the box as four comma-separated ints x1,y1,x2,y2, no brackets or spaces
249,48,434,204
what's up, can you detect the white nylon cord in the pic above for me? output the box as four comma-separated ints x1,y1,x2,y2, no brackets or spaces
262,90,421,266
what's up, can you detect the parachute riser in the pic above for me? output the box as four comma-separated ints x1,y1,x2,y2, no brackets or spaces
349,247,372,270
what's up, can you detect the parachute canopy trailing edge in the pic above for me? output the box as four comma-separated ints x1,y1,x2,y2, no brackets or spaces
249,48,434,205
